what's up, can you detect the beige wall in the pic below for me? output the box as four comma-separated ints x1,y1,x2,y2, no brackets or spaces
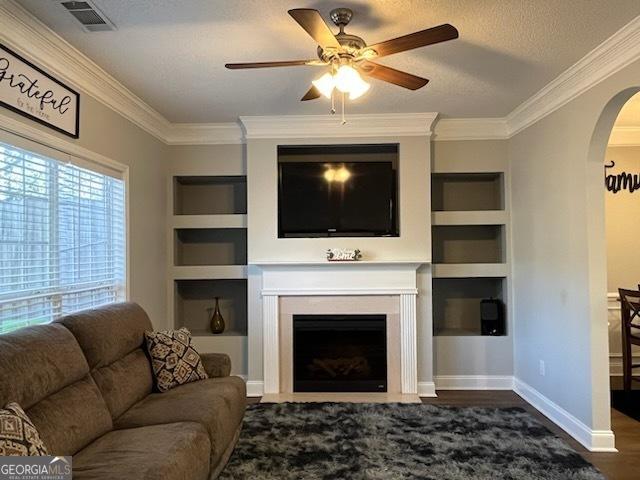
0,95,168,328
510,57,640,435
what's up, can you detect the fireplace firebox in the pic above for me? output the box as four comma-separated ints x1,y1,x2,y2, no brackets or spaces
293,314,387,392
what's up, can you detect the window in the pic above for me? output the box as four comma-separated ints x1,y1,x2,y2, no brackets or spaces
0,142,125,334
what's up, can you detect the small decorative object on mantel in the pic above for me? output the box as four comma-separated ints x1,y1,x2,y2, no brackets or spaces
326,248,362,261
0,44,80,138
208,297,225,334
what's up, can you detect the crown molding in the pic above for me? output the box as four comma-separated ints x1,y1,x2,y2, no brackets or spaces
165,123,244,145
0,0,171,142
608,126,640,147
239,113,438,139
506,15,640,137
433,118,509,141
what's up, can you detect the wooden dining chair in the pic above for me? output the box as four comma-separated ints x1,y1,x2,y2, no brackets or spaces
619,288,640,390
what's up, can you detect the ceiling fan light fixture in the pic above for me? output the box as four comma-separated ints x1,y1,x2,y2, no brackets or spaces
312,72,335,98
348,78,370,100
333,64,360,93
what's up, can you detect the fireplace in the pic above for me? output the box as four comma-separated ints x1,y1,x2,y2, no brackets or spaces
293,314,387,392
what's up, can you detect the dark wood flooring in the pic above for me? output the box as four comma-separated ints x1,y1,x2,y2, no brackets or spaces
248,383,640,480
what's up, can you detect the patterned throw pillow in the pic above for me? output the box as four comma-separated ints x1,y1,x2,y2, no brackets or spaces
145,328,208,392
0,402,48,456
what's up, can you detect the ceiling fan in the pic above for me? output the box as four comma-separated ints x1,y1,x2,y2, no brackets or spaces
225,7,458,111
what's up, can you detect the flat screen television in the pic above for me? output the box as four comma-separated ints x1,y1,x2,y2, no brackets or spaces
278,159,398,238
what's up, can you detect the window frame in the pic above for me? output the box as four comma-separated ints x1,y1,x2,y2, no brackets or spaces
0,121,130,332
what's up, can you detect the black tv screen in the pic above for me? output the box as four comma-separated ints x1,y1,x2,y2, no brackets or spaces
278,161,398,238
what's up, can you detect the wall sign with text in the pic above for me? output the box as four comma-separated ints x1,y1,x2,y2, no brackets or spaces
605,160,640,194
0,44,79,138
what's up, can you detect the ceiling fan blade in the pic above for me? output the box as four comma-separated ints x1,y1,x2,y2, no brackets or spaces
301,85,321,101
360,62,429,90
225,60,319,69
288,8,340,48
367,24,459,57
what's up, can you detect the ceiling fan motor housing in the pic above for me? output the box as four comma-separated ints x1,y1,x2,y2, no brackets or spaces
318,8,368,63
330,8,353,29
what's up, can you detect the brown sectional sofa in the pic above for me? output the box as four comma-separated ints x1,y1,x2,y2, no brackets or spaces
0,302,246,479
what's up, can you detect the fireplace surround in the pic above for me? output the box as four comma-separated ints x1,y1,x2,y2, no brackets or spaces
256,261,428,402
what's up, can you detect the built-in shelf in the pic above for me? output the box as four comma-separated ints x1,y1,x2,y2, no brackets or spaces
173,176,247,215
432,173,504,211
431,210,507,226
174,279,248,336
432,263,508,278
171,214,247,229
174,228,247,266
430,167,509,338
189,329,247,338
433,277,505,337
171,265,247,280
434,328,481,337
432,225,504,264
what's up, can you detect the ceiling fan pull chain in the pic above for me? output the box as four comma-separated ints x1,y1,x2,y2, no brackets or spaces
331,90,336,114
341,92,346,125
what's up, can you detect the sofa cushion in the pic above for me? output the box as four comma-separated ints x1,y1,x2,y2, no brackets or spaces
26,375,113,456
57,302,153,369
0,402,48,456
92,349,153,419
200,353,232,378
144,328,208,392
0,323,89,408
57,302,154,419
72,422,210,480
114,376,246,465
0,323,113,456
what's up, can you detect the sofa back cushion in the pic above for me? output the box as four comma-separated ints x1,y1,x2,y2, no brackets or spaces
57,302,154,419
0,324,113,455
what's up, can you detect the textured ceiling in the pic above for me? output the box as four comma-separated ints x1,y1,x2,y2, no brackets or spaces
14,0,640,123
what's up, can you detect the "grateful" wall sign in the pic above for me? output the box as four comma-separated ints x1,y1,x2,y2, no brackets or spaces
0,44,79,138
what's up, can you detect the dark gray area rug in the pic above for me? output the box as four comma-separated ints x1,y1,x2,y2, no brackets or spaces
220,402,604,480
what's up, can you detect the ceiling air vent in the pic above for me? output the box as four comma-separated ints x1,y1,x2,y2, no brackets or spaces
59,1,116,32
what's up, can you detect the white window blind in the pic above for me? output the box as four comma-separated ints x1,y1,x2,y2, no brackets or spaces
0,141,125,334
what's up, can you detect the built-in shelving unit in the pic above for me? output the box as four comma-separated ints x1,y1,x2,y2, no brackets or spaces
431,171,510,337
168,167,249,369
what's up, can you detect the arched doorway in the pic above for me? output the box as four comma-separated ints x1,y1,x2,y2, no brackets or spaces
586,87,640,447
605,93,640,420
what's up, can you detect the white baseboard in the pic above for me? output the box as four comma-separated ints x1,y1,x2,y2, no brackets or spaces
513,378,617,452
434,375,514,390
417,381,437,397
246,380,264,397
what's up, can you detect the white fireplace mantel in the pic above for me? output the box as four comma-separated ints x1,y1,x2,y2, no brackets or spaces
256,261,426,398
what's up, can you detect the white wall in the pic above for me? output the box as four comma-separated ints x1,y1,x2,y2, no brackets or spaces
510,57,640,438
246,136,430,263
0,95,169,328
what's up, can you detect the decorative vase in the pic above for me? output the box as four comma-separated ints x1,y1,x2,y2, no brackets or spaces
209,297,225,334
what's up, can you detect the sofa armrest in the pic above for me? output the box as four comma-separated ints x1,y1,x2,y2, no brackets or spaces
200,353,231,378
